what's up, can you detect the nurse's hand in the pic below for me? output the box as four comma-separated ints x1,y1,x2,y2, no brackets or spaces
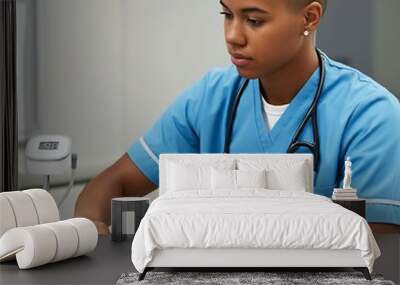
74,153,157,236
94,220,110,235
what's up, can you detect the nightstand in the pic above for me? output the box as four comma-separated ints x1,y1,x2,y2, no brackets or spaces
332,199,366,218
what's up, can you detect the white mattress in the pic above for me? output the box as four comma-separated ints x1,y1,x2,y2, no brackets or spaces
131,190,380,273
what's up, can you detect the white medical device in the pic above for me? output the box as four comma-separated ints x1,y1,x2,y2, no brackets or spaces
25,135,77,207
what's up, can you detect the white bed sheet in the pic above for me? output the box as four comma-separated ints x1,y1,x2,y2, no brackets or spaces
131,190,380,273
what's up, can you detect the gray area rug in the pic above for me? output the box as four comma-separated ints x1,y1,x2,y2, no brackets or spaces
116,271,396,285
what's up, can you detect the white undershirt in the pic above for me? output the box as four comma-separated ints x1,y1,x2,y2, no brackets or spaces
261,96,289,130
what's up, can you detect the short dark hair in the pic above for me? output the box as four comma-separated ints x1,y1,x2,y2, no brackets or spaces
294,0,328,14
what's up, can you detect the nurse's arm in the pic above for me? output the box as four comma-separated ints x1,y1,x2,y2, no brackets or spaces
74,153,157,234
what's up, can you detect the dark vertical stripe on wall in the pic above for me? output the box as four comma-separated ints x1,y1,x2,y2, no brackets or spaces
0,0,18,192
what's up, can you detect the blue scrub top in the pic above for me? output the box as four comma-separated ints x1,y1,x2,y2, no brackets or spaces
128,50,400,225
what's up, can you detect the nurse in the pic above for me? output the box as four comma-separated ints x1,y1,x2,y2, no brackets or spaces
75,0,400,234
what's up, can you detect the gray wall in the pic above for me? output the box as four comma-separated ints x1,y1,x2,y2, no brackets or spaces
318,0,374,75
318,0,400,98
17,0,229,189
372,1,400,97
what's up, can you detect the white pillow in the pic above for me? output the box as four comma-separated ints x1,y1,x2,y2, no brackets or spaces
167,163,208,191
166,160,236,191
238,159,309,191
211,168,236,190
211,168,267,190
267,164,307,191
237,169,267,189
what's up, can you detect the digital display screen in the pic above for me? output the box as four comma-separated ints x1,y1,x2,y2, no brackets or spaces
39,141,59,150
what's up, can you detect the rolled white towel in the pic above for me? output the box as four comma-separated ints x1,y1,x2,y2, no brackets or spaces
0,218,98,269
0,196,17,237
0,189,60,239
42,221,79,263
64,218,98,257
0,191,39,227
23,189,59,224
0,226,57,269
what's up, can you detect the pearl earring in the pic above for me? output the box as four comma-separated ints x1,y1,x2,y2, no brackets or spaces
304,30,310,37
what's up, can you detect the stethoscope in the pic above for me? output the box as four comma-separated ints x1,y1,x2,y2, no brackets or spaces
224,48,326,171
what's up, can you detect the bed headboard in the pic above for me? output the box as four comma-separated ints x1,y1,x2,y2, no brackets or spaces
159,153,314,195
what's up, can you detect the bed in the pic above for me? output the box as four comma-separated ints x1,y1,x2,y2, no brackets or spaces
130,154,381,281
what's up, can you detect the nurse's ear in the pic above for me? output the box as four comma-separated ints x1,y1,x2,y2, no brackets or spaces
301,2,323,36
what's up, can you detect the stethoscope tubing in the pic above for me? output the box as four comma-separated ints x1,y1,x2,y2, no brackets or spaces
224,49,326,171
